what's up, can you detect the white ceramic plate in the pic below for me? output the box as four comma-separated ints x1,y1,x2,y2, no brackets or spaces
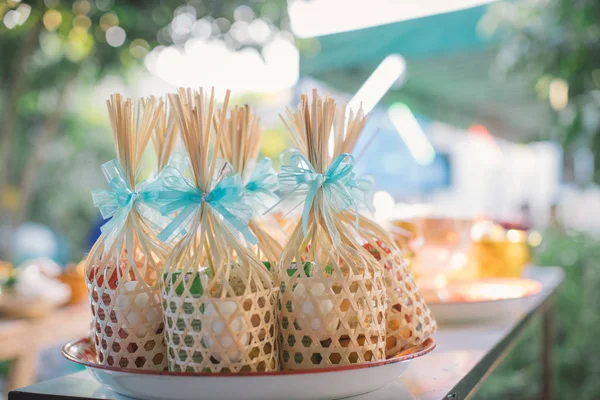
424,278,542,324
63,337,435,400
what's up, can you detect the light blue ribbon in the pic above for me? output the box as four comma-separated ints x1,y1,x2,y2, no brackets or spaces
275,149,373,245
154,164,257,244
348,175,375,212
242,157,279,214
92,159,164,250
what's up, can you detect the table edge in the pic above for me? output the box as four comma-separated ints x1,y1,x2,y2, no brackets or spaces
443,266,564,400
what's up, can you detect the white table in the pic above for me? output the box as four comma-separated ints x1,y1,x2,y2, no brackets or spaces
8,266,563,400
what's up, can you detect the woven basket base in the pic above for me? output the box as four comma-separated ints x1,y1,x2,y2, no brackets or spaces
382,255,437,357
163,272,278,373
278,268,386,370
90,285,167,370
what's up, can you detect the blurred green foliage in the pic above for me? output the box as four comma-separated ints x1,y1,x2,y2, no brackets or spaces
480,1,600,395
477,227,600,399
486,0,600,179
0,0,182,260
0,0,288,261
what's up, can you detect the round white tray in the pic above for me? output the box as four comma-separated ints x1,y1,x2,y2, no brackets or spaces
63,336,435,400
424,278,542,324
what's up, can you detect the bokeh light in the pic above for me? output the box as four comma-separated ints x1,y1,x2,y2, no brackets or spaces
171,13,194,36
230,21,250,43
192,19,212,39
549,78,569,110
234,5,255,22
248,19,272,44
99,12,118,31
42,9,62,31
4,11,18,29
129,38,150,59
3,4,30,29
73,15,92,30
72,0,91,15
106,26,126,47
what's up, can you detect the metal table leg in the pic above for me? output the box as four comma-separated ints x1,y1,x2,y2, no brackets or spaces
541,304,554,400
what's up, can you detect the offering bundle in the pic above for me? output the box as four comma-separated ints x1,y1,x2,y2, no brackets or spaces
276,91,387,370
159,88,278,373
326,106,437,357
81,86,436,381
218,105,282,265
343,213,437,356
86,95,169,371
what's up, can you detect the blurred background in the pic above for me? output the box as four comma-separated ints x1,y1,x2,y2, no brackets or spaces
0,0,599,398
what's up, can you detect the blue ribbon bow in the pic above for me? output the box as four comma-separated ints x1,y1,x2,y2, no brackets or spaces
276,149,373,245
242,157,279,214
92,159,163,250
154,164,257,244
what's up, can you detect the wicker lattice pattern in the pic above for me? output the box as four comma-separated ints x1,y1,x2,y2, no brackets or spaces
278,218,387,370
314,85,437,358
85,95,169,371
161,220,279,373
161,88,278,373
278,263,386,369
382,251,436,356
87,245,168,370
342,212,437,357
276,91,389,369
162,267,278,372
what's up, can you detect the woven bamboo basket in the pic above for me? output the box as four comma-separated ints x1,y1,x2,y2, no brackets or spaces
86,95,168,371
162,237,278,373
341,212,437,357
87,243,167,370
278,219,386,369
161,88,278,373
321,91,436,358
276,91,387,370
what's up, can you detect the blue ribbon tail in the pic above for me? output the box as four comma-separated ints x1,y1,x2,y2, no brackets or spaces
99,201,132,250
302,182,320,237
158,204,199,243
212,203,258,245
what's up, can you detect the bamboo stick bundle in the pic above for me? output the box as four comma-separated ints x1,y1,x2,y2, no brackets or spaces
86,94,169,371
152,100,179,171
330,102,437,357
217,104,282,265
277,90,387,370
159,88,278,373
